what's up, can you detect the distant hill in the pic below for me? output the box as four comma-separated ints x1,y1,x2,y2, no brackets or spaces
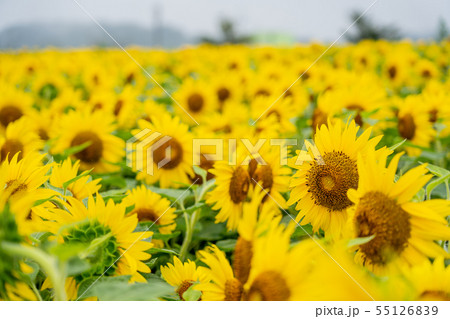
0,22,193,49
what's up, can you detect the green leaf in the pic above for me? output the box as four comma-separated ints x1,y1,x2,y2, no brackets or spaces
389,139,407,151
82,276,174,301
33,195,58,207
62,168,94,190
291,223,313,239
182,284,202,301
54,141,91,161
347,235,375,248
193,166,207,183
66,258,92,277
147,247,179,255
424,163,450,177
152,231,181,241
215,239,237,252
148,186,193,201
426,175,450,200
423,163,450,200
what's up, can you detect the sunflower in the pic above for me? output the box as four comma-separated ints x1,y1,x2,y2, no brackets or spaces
243,218,308,301
209,73,244,110
0,85,33,133
346,151,450,274
37,196,153,283
233,190,279,285
395,96,435,156
172,78,216,124
49,88,84,115
287,119,383,239
49,159,101,200
0,166,38,238
299,239,411,301
195,245,243,301
205,148,252,230
1,152,53,203
134,113,194,188
0,116,43,162
250,95,298,134
112,86,142,130
160,256,209,300
50,110,125,173
121,185,177,247
402,257,450,301
31,72,68,103
208,141,290,231
316,78,390,130
4,282,38,301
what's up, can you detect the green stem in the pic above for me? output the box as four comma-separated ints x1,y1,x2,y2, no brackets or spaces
179,210,196,262
1,242,67,301
179,180,215,262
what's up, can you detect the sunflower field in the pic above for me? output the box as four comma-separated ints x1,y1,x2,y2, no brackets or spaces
1,41,450,301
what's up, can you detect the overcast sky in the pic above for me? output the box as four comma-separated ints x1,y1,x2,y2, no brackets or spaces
0,0,449,41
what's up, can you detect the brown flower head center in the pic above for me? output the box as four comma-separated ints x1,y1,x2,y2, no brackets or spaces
70,131,104,163
229,166,250,204
255,89,270,97
248,158,273,193
176,280,193,300
346,104,364,127
6,180,28,197
421,69,432,78
233,237,253,284
187,93,204,113
355,191,411,266
133,208,159,223
114,100,123,116
217,87,231,102
224,278,243,301
306,151,358,211
398,113,416,140
1,139,24,162
267,110,281,122
429,109,438,123
388,66,397,79
245,270,290,301
152,137,183,170
419,290,450,301
312,108,328,132
192,154,215,184
0,105,23,127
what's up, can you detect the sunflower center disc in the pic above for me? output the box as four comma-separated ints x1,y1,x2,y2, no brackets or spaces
420,290,450,301
0,105,23,127
70,131,104,163
229,166,250,204
233,237,253,284
398,113,416,140
346,104,364,127
152,138,183,170
306,151,358,211
134,208,159,223
1,139,24,162
246,270,291,301
355,191,411,266
217,87,231,102
187,93,204,112
176,281,193,300
388,66,397,79
224,278,243,301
